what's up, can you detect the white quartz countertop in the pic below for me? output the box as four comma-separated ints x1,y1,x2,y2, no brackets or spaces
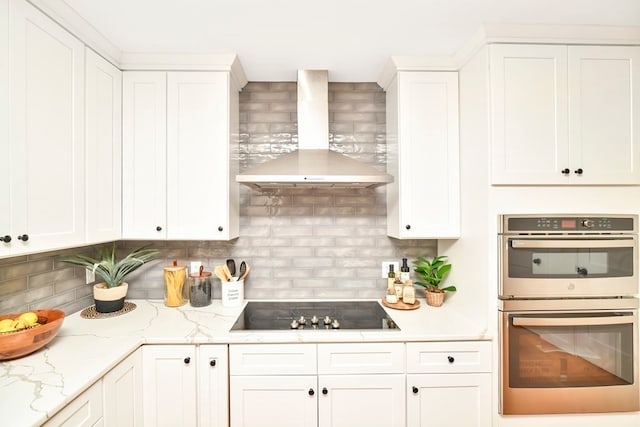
0,298,489,426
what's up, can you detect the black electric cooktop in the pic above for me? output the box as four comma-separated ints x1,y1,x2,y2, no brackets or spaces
230,301,399,331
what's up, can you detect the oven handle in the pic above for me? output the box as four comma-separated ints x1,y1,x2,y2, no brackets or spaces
512,315,631,327
510,238,634,249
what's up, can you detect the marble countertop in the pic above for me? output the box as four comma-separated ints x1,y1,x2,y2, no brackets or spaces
0,298,489,426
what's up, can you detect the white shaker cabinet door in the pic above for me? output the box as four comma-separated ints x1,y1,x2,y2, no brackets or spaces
386,71,460,238
122,71,167,239
407,373,491,427
198,345,229,427
0,0,9,255
568,45,640,184
490,44,569,184
318,374,406,427
142,345,197,427
85,48,122,243
103,349,143,427
166,72,238,240
230,375,318,427
8,0,86,254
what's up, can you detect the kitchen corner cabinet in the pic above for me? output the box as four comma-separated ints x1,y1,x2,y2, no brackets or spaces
406,341,492,427
490,44,640,185
141,344,228,427
85,48,122,243
103,349,143,426
3,0,86,256
385,71,460,239
122,71,239,240
229,343,406,427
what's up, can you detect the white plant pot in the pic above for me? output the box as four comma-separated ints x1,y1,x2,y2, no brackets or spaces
93,282,128,313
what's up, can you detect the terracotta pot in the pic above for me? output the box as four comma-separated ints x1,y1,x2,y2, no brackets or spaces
93,282,128,313
425,289,445,307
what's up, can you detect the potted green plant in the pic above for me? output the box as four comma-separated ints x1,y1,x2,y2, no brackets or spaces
413,255,457,307
60,243,159,313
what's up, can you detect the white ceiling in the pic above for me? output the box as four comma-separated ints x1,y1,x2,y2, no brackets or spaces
62,0,640,82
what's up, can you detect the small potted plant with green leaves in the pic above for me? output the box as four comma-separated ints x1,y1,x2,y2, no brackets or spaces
60,243,159,313
413,255,457,307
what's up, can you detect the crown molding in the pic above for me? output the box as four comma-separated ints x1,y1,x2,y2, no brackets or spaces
119,53,247,90
27,0,122,65
379,23,640,86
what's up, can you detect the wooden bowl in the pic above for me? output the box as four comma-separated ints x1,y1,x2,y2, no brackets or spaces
0,309,65,361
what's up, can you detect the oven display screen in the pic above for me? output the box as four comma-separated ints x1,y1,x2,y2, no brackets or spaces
561,219,576,229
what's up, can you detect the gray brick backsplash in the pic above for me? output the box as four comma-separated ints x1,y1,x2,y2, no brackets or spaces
0,81,437,314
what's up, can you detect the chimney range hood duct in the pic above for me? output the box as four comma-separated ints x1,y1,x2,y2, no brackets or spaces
236,70,393,190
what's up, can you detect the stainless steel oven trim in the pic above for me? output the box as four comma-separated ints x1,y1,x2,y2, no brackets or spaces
499,304,639,415
499,214,639,234
510,237,635,249
512,314,633,327
499,234,638,299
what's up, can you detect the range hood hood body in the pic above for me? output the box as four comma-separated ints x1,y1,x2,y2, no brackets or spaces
236,70,393,190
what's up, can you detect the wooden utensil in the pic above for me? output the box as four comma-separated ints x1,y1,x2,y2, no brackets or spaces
226,259,236,277
214,265,229,282
222,263,233,281
238,262,250,281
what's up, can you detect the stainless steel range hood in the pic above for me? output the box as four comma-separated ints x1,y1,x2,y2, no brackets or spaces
236,70,393,190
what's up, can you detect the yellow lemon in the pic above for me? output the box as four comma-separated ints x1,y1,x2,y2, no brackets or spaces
0,318,13,329
0,325,16,333
18,311,38,326
12,319,28,330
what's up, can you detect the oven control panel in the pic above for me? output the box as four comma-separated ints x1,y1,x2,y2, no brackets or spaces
501,215,637,234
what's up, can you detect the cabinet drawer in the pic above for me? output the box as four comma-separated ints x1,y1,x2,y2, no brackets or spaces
406,341,491,373
318,343,405,374
230,344,317,375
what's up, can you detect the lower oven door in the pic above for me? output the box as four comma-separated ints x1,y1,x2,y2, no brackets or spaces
500,308,639,415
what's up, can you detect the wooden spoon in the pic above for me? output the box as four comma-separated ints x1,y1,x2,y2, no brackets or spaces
222,264,233,281
214,265,228,282
238,262,250,281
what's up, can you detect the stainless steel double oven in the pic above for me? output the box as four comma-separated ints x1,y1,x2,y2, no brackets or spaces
498,214,639,415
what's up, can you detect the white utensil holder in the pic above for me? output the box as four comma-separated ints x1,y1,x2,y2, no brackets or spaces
221,278,244,307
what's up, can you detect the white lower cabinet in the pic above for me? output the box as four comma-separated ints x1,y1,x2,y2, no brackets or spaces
230,375,318,427
197,345,229,427
229,343,406,427
406,341,492,427
103,349,143,426
141,344,228,427
44,380,104,427
318,374,405,427
407,373,490,427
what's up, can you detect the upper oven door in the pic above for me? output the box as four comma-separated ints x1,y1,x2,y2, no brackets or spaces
499,235,638,298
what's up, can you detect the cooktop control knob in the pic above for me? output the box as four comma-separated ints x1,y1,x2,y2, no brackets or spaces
290,319,300,329
331,319,340,329
311,315,319,325
323,316,332,325
581,219,594,229
298,316,307,325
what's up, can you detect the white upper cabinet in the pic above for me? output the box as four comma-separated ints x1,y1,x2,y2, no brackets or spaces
490,44,640,185
385,71,460,239
85,48,122,243
568,46,640,184
5,0,85,256
122,71,239,240
0,0,9,250
166,72,239,240
122,71,168,239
